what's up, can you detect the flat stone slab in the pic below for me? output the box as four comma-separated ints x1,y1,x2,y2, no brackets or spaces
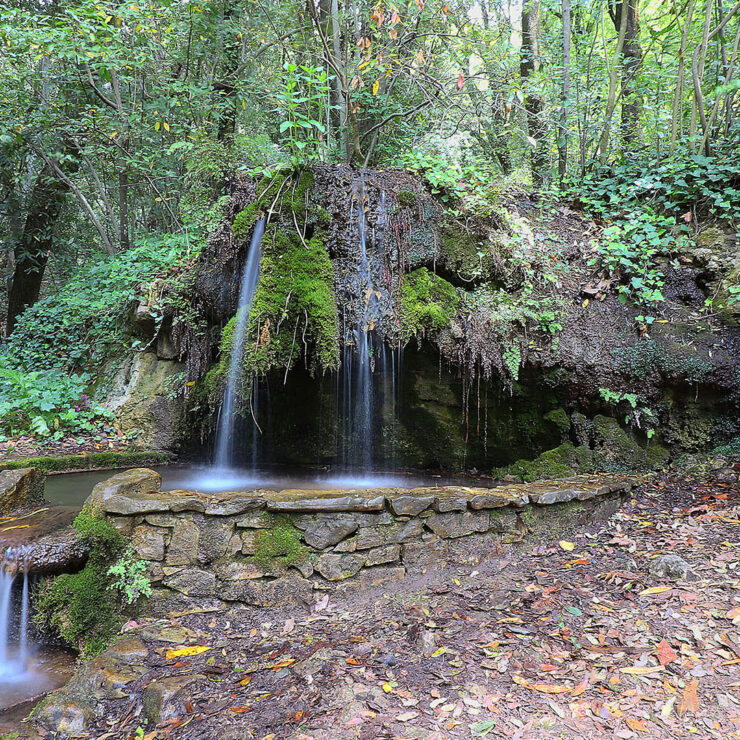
263,489,388,513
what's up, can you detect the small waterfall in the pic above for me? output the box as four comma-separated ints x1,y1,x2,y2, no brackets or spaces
214,217,267,470
0,547,31,681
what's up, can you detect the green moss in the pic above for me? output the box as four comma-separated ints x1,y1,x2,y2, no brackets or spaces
33,511,126,656
231,173,289,239
0,451,172,473
400,268,458,342
544,408,571,441
253,517,308,569
496,442,596,482
440,228,482,276
397,190,417,208
243,227,340,376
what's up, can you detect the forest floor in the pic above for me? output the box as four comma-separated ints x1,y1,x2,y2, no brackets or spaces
20,469,740,740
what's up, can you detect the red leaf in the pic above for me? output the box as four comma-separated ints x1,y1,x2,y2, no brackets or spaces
457,72,465,89
656,639,678,666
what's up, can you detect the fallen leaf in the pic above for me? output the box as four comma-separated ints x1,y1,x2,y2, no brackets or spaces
619,665,664,675
513,675,572,693
559,541,575,551
165,645,211,660
626,717,648,732
396,711,420,721
678,680,699,715
640,586,672,596
655,640,678,666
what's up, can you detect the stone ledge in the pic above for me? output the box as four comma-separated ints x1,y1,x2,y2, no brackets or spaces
90,471,635,608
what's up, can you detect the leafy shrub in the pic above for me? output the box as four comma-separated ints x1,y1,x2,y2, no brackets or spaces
108,547,153,605
0,366,113,440
2,234,193,374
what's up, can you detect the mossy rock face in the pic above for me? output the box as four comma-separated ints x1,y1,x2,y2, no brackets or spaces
497,442,595,482
400,268,458,342
544,408,571,442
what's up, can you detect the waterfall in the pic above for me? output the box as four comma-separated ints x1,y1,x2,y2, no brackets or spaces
337,186,398,474
214,217,267,470
0,547,31,681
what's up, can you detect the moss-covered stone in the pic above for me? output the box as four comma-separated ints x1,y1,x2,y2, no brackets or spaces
397,189,418,208
253,516,309,569
400,268,458,342
544,408,571,442
0,451,172,473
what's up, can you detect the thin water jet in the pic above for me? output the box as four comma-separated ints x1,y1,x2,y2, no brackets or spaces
213,217,266,471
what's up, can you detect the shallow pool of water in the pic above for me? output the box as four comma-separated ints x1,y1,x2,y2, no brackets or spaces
43,463,497,507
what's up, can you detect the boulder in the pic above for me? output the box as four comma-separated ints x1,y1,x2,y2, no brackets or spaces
314,552,366,580
0,467,44,512
86,468,162,512
102,351,186,451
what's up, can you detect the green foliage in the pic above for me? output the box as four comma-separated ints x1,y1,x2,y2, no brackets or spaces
2,235,193,373
0,367,113,440
275,63,333,165
400,268,459,342
599,388,655,436
34,511,127,656
590,208,682,317
612,341,712,384
253,516,308,569
107,547,153,605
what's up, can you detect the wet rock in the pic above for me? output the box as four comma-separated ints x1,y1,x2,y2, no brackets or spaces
291,559,314,578
163,567,216,596
315,552,366,580
431,490,468,512
302,516,359,549
166,519,200,565
363,544,401,567
240,529,259,554
426,510,490,538
103,490,208,515
34,693,94,736
354,519,424,549
146,513,177,527
132,524,167,561
204,493,266,515
0,467,44,511
265,489,387,513
388,494,435,517
649,553,698,582
142,675,201,724
106,637,149,664
86,467,162,511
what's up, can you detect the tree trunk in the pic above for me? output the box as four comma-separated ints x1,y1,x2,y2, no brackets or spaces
559,0,571,181
520,0,547,186
6,167,68,334
611,0,642,145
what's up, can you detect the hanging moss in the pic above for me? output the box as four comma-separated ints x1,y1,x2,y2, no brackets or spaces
244,227,339,376
400,268,459,342
231,174,289,239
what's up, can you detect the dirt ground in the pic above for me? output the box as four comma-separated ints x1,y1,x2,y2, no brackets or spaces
17,470,740,740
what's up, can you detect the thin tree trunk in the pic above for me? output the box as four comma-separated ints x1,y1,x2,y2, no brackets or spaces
559,0,572,181
521,0,547,186
671,0,697,151
598,0,629,162
612,0,642,145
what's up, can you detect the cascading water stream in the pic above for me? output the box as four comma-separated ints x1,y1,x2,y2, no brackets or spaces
0,547,31,682
213,217,266,470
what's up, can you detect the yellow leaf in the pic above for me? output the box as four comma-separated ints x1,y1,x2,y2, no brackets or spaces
382,682,393,693
626,717,649,732
163,121,170,132
165,645,211,660
582,299,589,307
155,121,161,131
239,676,252,686
372,79,380,95
640,586,672,596
661,696,676,717
619,665,664,675
431,647,448,657
559,540,575,552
